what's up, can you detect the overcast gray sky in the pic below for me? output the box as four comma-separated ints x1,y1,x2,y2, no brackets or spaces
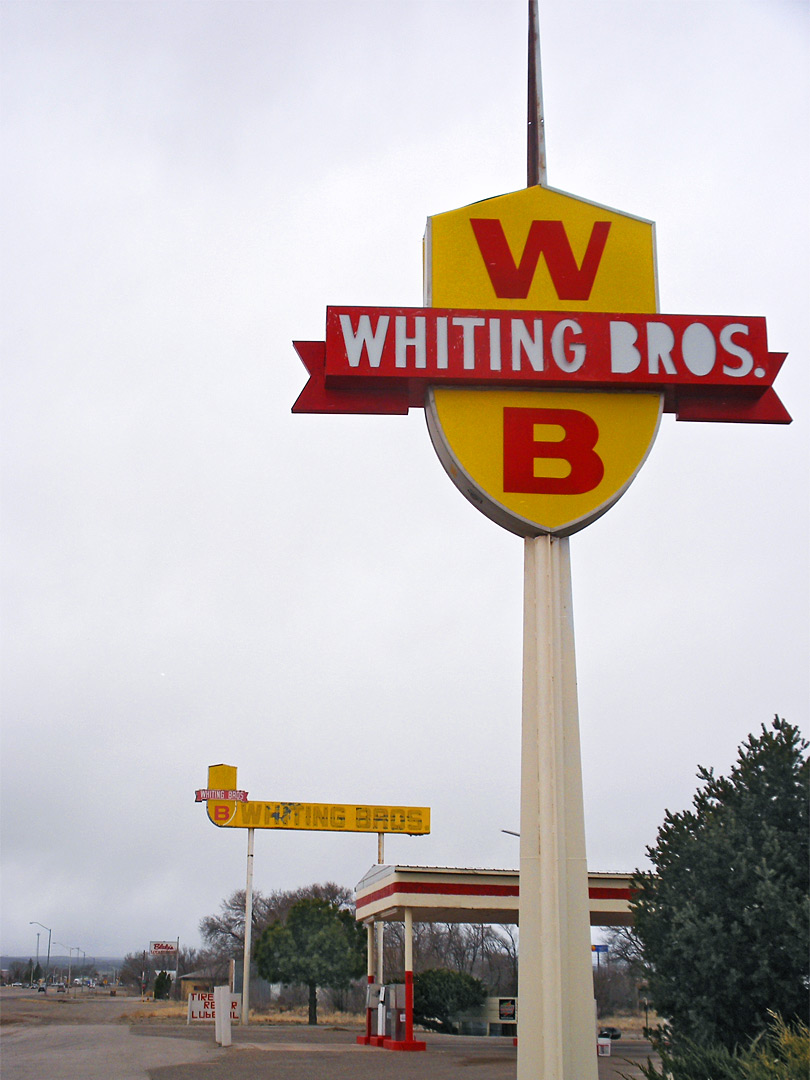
2,0,807,961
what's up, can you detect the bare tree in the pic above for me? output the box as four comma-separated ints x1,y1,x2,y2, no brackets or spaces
379,921,519,994
199,889,268,956
481,926,519,995
120,951,153,991
602,926,647,975
591,928,648,1018
200,885,522,1009
200,882,355,961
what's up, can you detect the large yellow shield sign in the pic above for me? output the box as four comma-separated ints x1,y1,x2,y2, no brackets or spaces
424,184,661,536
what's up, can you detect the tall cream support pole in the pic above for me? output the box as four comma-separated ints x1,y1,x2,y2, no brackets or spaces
241,827,254,1025
517,535,597,1080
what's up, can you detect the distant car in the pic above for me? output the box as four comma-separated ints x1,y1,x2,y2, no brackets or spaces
599,1026,622,1040
56,984,67,993
11,982,22,987
37,985,46,993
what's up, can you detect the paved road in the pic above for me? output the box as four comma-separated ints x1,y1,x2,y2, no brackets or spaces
2,1021,218,1080
0,992,213,1080
0,990,656,1079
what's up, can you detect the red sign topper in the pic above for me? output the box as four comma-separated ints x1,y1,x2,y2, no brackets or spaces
293,306,789,424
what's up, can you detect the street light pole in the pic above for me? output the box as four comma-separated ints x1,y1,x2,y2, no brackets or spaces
54,943,75,994
30,921,52,987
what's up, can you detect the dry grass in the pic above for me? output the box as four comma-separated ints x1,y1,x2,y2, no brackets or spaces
129,999,363,1027
249,1008,363,1028
130,1001,189,1021
132,999,658,1037
598,1011,661,1038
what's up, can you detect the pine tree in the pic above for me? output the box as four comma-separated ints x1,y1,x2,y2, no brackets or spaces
632,717,809,1049
254,897,365,1024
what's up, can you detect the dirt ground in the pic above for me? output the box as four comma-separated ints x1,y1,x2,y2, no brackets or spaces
0,988,145,1025
1,989,658,1079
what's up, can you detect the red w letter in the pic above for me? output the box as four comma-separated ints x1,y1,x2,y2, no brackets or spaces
470,219,611,300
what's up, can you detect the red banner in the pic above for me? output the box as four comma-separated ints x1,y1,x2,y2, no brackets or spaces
293,306,789,424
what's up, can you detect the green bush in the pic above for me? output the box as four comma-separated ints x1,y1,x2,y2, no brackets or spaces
632,1013,809,1080
412,968,487,1034
153,971,172,1000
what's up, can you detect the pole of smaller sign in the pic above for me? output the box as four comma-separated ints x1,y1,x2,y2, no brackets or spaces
360,923,374,1044
375,832,384,988
517,6,597,1079
241,827,255,1025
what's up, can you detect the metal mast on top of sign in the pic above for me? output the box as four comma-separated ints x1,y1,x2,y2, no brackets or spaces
527,0,547,188
518,4,598,1079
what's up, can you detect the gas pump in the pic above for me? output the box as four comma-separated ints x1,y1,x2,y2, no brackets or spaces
377,984,387,1040
384,983,407,1041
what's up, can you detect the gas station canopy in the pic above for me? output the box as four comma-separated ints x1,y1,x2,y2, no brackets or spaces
355,865,634,927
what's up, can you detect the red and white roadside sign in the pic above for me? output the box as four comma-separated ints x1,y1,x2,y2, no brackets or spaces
150,941,178,956
194,788,249,803
187,992,241,1022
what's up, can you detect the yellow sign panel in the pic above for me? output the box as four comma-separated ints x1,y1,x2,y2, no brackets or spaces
425,184,658,313
425,184,660,535
200,765,430,835
427,387,662,537
209,799,430,833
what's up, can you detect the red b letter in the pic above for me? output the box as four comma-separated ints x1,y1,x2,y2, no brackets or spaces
503,407,604,494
